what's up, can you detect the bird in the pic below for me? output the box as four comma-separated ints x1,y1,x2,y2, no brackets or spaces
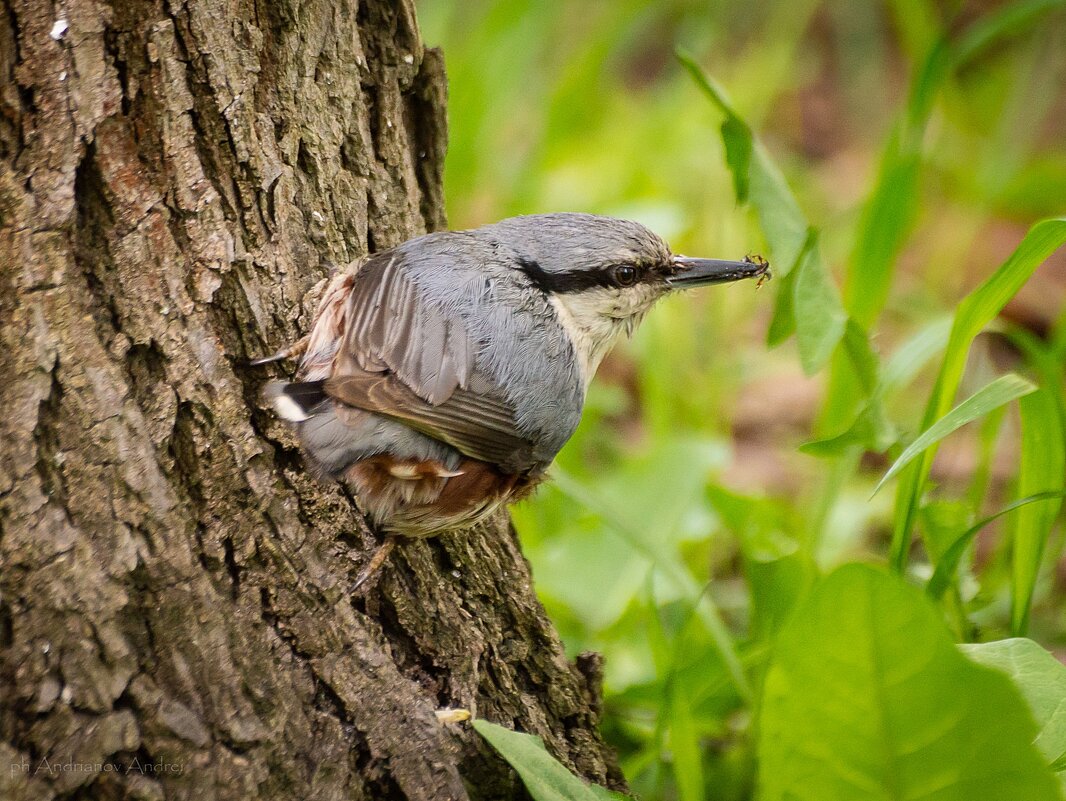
257,213,769,587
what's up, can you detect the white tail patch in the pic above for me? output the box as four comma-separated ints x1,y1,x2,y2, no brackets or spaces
271,393,310,422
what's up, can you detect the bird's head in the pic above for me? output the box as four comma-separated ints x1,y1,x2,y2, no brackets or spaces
479,213,769,382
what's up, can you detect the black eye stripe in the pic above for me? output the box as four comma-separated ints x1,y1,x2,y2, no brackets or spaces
517,257,652,294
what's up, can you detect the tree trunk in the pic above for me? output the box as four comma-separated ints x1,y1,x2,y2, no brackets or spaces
0,1,623,799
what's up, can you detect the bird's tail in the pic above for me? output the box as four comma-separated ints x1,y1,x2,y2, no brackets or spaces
265,380,329,422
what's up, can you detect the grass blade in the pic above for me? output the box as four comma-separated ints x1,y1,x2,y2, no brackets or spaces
844,37,949,327
669,689,705,801
881,315,952,393
927,492,1066,601
874,373,1037,496
1011,389,1066,635
890,218,1066,570
954,0,1066,68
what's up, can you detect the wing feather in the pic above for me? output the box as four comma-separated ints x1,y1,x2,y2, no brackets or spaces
320,251,535,470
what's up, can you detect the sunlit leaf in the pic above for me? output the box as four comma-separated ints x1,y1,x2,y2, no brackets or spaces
962,638,1066,767
759,565,1061,801
876,373,1036,495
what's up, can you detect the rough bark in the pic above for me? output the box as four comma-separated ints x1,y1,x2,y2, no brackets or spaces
0,1,623,799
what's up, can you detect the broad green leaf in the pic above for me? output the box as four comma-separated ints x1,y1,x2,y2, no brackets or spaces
962,638,1066,767
759,565,1061,801
473,720,627,801
748,149,809,277
926,492,1066,601
890,218,1066,570
1012,389,1066,635
875,373,1036,495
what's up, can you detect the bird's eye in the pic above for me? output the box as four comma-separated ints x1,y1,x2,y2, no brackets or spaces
612,264,639,287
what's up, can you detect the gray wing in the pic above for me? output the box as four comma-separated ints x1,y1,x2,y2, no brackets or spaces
323,251,538,470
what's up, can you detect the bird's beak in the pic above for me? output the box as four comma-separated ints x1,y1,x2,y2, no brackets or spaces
667,255,771,288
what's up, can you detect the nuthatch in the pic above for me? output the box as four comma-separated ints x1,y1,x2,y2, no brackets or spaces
259,214,768,585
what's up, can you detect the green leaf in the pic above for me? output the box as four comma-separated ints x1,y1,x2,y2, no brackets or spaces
676,49,807,275
800,401,895,457
926,492,1066,601
743,547,817,643
758,564,1061,801
748,146,809,276
766,267,797,346
678,49,845,371
669,688,705,801
881,315,952,394
1012,389,1066,635
802,321,896,456
845,150,921,328
962,638,1066,767
793,234,847,375
473,720,627,801
589,787,630,801
875,373,1037,495
720,116,752,203
551,453,751,701
890,218,1066,570
954,0,1066,68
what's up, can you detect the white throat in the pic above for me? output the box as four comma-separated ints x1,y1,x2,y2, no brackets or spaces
549,291,628,390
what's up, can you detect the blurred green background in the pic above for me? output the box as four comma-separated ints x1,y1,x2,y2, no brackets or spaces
417,2,1066,799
